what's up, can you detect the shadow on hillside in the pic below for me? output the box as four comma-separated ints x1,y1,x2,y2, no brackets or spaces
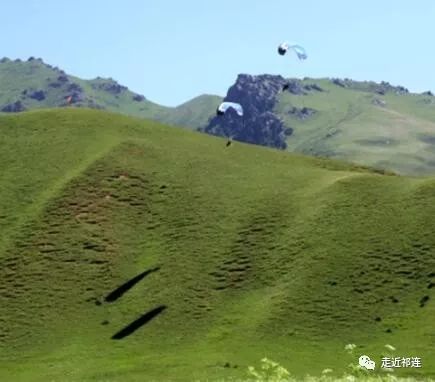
111,305,167,340
105,267,160,303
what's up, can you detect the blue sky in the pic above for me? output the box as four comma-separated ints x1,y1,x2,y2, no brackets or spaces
1,0,435,106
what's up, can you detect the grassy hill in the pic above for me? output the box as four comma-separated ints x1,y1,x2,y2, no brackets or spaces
4,58,435,176
275,78,435,175
159,94,223,129
0,109,434,381
0,57,220,129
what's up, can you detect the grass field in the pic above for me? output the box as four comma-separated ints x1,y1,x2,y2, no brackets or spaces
276,78,435,175
0,109,434,381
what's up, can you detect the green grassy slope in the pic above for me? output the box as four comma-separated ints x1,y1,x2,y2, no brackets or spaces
0,109,434,381
276,78,435,175
160,94,222,129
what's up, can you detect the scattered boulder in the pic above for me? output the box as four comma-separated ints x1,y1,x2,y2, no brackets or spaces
304,83,324,92
331,78,347,88
394,85,409,95
132,94,146,102
331,78,409,95
284,127,294,136
288,106,317,120
92,78,127,94
29,90,46,101
283,79,306,95
1,101,26,112
57,74,69,83
68,92,86,104
372,98,386,107
67,83,83,92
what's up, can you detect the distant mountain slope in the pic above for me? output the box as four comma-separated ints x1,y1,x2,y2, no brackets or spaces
276,78,435,176
160,94,222,128
0,57,220,129
0,109,434,381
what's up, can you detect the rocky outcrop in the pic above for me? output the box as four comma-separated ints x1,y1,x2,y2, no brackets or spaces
204,74,289,149
48,74,69,88
283,80,324,94
203,74,323,149
132,94,146,102
57,74,69,83
68,91,86,104
29,90,46,101
92,78,127,94
331,78,409,95
283,79,306,94
1,101,26,112
67,83,83,93
304,83,324,92
332,78,347,88
288,106,316,120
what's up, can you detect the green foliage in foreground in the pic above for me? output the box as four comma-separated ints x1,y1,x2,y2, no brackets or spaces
246,356,434,382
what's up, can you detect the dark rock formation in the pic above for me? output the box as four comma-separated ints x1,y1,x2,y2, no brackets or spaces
204,74,289,149
282,80,323,94
67,83,83,93
1,101,26,112
332,78,347,87
284,127,294,136
288,106,317,120
132,94,146,102
92,79,127,94
29,90,46,101
304,83,324,92
57,74,69,83
69,91,85,104
283,79,307,95
331,78,409,95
